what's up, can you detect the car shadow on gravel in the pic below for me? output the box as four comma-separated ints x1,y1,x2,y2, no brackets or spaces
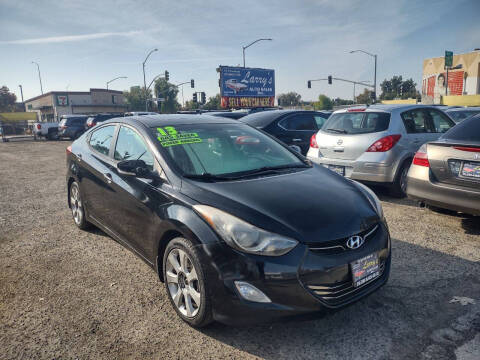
200,239,480,360
461,216,480,235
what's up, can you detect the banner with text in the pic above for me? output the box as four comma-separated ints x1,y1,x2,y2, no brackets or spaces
219,66,275,108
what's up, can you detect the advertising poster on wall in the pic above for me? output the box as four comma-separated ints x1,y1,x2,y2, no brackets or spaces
422,51,480,104
219,66,275,108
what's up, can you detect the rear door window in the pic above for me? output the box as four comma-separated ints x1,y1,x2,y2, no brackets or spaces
401,110,430,133
89,125,116,156
427,109,455,133
314,115,327,129
279,114,317,131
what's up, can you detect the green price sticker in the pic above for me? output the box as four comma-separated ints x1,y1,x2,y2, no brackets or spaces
157,126,202,147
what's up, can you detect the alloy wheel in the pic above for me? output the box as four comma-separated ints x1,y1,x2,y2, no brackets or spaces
400,165,409,193
70,184,83,225
165,248,201,318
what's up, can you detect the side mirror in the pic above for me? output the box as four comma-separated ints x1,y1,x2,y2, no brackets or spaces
289,145,301,153
117,159,150,177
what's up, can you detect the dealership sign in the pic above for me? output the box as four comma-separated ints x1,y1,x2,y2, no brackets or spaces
219,66,275,108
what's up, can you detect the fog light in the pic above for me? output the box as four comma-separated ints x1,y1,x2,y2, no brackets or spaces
234,281,271,303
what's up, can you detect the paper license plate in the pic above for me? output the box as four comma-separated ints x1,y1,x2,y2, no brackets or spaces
461,162,480,179
351,253,380,287
328,165,345,176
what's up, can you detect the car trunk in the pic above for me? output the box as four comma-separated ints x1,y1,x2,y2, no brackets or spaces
427,142,480,191
316,131,387,161
317,111,391,161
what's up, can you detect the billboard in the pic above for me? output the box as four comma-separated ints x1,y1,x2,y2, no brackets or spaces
219,66,275,108
422,51,480,104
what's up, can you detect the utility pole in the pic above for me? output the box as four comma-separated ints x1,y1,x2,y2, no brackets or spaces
31,61,43,94
143,48,158,111
18,85,24,102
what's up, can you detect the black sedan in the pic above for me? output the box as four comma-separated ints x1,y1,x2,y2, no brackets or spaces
239,110,331,155
66,114,390,327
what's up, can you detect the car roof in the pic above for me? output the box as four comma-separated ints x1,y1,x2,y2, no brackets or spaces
331,104,444,114
445,107,480,112
239,109,321,127
106,114,239,128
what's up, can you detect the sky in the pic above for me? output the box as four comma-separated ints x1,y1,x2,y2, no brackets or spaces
1,0,479,103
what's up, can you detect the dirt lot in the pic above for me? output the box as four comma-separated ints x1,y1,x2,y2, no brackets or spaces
1,140,479,360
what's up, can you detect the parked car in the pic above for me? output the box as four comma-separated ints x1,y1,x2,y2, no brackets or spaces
239,110,331,155
444,107,480,123
306,105,456,197
406,113,480,215
124,111,158,116
66,114,390,327
85,113,120,130
33,122,59,140
58,115,89,140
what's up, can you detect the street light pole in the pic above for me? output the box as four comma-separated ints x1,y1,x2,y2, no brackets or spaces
31,61,43,94
106,76,127,90
242,38,272,67
349,50,377,102
143,48,158,111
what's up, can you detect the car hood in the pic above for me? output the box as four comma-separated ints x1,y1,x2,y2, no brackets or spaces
180,165,379,244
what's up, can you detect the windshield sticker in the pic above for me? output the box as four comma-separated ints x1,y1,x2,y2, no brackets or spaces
156,126,202,147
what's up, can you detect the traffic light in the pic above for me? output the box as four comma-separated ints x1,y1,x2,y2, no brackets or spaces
307,80,311,89
193,93,197,103
201,92,206,104
370,91,376,100
328,75,332,84
164,70,169,81
190,79,194,88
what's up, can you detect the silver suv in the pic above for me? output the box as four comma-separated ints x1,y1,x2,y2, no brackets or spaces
306,105,456,197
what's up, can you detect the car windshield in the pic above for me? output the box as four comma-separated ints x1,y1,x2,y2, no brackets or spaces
447,110,480,123
321,112,390,134
151,123,306,177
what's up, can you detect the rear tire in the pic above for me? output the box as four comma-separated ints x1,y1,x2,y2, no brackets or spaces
390,161,411,198
69,181,91,230
163,237,213,328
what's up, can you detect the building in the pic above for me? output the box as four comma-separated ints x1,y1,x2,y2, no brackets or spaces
422,50,480,104
24,88,127,122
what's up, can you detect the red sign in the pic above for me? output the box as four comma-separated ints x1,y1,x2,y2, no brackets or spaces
221,96,274,108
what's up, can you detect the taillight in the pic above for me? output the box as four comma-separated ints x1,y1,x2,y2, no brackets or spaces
412,144,429,167
367,134,401,152
310,134,319,148
66,146,72,155
36,124,41,130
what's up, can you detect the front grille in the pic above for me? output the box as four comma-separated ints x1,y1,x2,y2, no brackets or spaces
308,224,379,254
306,260,386,306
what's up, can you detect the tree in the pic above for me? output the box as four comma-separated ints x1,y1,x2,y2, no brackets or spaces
154,78,180,113
277,92,302,107
203,94,221,110
0,86,17,112
314,94,333,110
183,100,200,111
123,86,152,112
332,97,354,106
380,76,418,100
356,88,374,104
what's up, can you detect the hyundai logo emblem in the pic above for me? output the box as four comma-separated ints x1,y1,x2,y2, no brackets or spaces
337,139,343,145
346,235,364,249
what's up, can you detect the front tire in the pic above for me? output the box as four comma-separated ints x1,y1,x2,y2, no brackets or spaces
163,237,213,328
69,181,90,230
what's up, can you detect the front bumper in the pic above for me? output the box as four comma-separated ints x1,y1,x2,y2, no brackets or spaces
406,164,480,216
202,222,391,325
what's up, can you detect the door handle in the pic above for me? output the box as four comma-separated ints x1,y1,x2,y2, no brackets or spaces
292,138,302,142
103,173,112,184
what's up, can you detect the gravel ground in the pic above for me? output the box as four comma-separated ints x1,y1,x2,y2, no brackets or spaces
0,140,479,360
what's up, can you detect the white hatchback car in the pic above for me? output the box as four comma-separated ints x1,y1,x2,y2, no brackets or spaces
306,105,456,197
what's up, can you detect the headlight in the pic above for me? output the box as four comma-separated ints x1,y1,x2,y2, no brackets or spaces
193,205,298,256
352,181,384,219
